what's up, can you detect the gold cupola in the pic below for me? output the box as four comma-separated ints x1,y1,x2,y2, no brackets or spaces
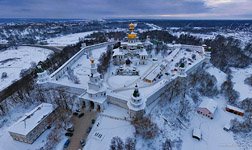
128,23,137,39
129,23,135,32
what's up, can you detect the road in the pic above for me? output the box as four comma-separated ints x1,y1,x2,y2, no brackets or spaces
67,110,97,150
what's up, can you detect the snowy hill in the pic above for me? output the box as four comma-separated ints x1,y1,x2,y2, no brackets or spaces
0,46,53,91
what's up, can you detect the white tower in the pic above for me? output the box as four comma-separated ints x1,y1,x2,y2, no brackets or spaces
88,57,103,91
127,84,145,118
81,57,107,111
37,65,49,84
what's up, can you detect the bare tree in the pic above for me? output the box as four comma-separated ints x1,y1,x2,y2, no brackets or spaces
125,137,136,150
110,136,124,150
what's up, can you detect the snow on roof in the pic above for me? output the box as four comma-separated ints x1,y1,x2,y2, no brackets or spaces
8,103,56,136
165,48,180,62
80,91,107,104
192,128,201,138
226,105,245,113
198,99,218,114
121,41,143,46
0,39,8,44
139,49,148,56
113,48,124,56
144,64,162,82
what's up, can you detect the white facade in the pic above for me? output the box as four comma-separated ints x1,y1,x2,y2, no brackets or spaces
8,103,57,144
127,85,146,118
79,58,107,111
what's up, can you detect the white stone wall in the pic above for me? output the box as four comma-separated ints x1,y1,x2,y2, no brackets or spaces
50,41,115,80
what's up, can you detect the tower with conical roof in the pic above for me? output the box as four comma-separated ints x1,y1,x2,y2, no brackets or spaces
127,84,145,118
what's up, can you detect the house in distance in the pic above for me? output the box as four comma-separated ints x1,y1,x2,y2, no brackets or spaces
197,99,217,119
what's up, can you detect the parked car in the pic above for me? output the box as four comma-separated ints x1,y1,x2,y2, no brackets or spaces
67,126,74,132
223,122,231,132
91,119,96,124
65,132,73,137
73,112,79,116
86,127,92,133
192,128,202,141
80,139,86,147
78,113,84,118
47,125,51,129
64,139,70,148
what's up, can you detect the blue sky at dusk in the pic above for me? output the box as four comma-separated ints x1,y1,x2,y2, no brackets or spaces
0,0,251,19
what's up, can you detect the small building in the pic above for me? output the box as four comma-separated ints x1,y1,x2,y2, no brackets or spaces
192,128,202,141
116,66,139,76
197,99,217,119
8,103,58,144
226,105,244,116
144,64,163,83
223,122,231,132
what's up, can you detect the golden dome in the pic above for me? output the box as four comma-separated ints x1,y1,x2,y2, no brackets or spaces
129,23,135,31
128,33,137,39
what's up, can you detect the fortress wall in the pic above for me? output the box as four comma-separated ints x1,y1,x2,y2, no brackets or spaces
50,41,115,80
180,45,204,52
145,59,206,108
39,81,86,95
107,94,128,109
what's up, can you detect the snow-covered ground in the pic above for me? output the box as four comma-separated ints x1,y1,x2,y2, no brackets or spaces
0,103,66,150
84,105,134,150
231,65,252,101
170,30,252,47
0,46,53,91
206,66,227,89
146,65,249,150
145,23,162,30
45,31,95,46
171,31,216,40
56,46,108,88
182,96,240,150
0,103,46,150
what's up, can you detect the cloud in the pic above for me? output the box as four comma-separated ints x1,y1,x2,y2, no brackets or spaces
0,0,251,19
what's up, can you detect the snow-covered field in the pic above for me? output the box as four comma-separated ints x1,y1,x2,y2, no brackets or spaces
84,105,134,150
231,65,252,101
0,46,53,91
45,31,94,46
170,30,252,47
206,66,227,89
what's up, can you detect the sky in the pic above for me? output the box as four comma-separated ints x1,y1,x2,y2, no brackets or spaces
0,0,252,19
